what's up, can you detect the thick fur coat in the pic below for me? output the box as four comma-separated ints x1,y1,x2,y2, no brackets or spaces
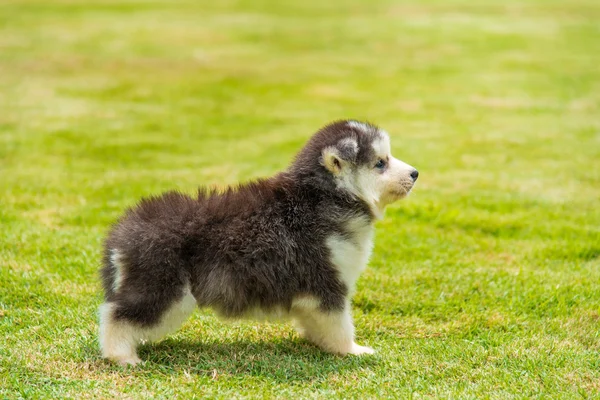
99,120,418,365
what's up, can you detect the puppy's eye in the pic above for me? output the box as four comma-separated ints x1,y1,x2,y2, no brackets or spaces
374,159,386,169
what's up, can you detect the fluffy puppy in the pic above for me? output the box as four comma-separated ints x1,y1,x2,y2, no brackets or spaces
99,120,418,365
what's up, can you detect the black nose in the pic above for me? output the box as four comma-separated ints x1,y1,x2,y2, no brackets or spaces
410,169,419,181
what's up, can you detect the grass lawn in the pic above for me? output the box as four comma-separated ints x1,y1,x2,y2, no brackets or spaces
1,0,599,398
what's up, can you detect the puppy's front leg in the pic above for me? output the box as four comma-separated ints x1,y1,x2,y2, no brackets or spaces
294,304,374,356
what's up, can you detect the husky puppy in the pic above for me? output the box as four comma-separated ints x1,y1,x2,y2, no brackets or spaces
99,120,418,365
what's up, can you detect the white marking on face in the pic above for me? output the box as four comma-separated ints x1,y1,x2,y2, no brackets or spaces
332,130,416,218
368,132,416,216
371,131,391,155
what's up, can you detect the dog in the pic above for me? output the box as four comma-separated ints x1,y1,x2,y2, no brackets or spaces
99,120,418,366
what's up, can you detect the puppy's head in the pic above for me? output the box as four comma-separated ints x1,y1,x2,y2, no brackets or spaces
293,120,418,217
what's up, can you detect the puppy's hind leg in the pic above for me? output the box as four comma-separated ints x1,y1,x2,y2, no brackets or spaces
99,302,143,366
293,303,374,356
99,286,197,366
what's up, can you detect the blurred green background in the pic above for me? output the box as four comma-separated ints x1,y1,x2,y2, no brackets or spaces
1,0,599,398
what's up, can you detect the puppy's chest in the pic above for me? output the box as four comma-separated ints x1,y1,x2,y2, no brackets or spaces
326,220,374,291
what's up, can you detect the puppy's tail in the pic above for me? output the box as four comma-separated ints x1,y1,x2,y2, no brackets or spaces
100,244,121,301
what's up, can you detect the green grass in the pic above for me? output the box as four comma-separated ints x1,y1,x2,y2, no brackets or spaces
1,0,599,398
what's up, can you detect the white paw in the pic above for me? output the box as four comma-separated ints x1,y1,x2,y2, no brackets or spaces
348,343,375,355
293,323,307,338
112,355,142,367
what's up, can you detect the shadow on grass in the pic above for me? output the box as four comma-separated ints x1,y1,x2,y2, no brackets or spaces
131,337,378,382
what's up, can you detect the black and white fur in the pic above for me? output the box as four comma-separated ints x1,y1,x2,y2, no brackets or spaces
99,120,418,365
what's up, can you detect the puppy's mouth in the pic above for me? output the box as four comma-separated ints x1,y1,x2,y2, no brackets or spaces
391,181,415,198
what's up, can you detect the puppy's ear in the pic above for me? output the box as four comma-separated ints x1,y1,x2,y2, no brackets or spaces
321,138,359,175
321,146,344,175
